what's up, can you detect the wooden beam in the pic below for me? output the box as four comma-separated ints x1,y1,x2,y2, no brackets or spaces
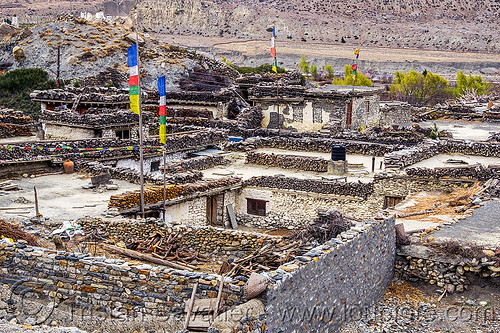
101,244,195,271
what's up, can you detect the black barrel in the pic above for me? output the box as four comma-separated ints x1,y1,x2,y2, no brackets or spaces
331,145,346,161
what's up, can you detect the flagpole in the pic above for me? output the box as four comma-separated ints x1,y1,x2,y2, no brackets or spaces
274,25,280,134
134,0,145,217
162,145,167,222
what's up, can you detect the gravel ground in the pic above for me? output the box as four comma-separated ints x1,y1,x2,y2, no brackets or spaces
341,279,500,333
433,199,500,248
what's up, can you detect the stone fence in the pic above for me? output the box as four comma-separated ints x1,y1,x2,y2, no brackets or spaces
266,216,396,332
383,143,438,169
0,129,227,162
163,155,229,173
406,165,500,181
77,219,284,256
395,245,500,294
438,139,500,157
245,151,328,172
244,175,374,199
0,242,245,318
226,136,394,156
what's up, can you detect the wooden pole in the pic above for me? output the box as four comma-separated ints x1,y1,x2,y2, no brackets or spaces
134,0,145,217
34,186,40,223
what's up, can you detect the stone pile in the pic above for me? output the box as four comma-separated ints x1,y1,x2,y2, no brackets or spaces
406,165,500,181
245,175,374,199
395,245,500,293
488,132,500,142
226,136,393,156
384,143,438,168
438,139,500,157
236,107,263,129
245,151,328,172
179,65,231,92
109,177,241,210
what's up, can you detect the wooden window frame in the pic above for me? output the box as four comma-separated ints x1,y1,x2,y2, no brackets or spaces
246,198,267,216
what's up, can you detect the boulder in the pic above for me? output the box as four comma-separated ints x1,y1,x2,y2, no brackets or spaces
13,46,25,62
210,299,265,333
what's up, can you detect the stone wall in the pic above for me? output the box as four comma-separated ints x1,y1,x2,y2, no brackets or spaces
225,136,394,156
0,243,245,318
406,165,500,181
236,187,379,229
244,176,374,199
77,219,284,256
395,245,500,294
438,139,500,157
0,129,227,162
265,216,396,332
245,151,328,172
383,143,438,169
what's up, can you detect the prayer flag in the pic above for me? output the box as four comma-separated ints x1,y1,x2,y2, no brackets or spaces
157,75,167,144
127,44,140,114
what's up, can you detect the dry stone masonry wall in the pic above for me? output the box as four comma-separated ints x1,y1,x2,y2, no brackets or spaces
384,143,438,169
395,245,500,294
226,136,394,156
78,218,284,256
406,165,500,181
244,175,374,199
438,139,500,157
0,242,245,318
265,217,396,332
245,151,328,172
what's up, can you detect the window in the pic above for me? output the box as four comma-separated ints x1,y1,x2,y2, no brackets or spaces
151,161,160,172
247,199,267,216
384,196,403,209
115,129,130,139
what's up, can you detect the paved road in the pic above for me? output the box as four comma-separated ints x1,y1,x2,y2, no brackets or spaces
433,199,500,248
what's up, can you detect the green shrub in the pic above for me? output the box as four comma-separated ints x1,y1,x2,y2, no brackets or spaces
332,65,372,87
390,70,452,106
454,71,492,97
0,68,57,119
298,55,309,74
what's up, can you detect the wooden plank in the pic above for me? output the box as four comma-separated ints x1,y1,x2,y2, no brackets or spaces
213,275,225,320
187,318,210,330
184,298,218,314
226,204,238,229
184,282,199,329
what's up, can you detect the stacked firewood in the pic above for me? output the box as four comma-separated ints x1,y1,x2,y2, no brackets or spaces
108,177,241,210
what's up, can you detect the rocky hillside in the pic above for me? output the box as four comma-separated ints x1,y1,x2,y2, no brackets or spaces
0,16,234,90
138,0,500,53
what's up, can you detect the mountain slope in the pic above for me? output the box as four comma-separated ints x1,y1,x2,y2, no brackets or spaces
137,0,500,53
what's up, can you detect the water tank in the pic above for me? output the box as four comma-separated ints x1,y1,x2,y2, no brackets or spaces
331,145,346,161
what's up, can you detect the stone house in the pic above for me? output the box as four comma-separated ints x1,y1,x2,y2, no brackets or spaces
248,84,385,133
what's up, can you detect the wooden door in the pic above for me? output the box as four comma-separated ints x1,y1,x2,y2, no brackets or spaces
206,196,217,225
346,101,353,128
